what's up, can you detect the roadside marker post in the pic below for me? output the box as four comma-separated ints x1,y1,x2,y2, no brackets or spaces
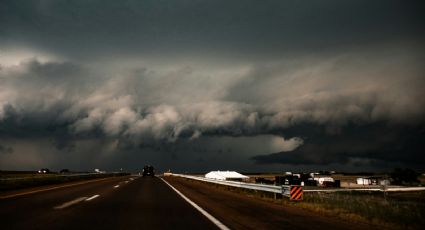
282,185,303,201
290,185,303,201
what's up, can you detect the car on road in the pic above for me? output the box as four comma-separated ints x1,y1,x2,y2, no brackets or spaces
142,165,155,177
38,168,50,174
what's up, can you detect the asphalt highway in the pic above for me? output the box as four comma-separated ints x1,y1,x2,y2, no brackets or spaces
0,176,219,230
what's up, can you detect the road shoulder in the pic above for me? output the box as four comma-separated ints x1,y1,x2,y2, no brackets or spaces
163,176,384,230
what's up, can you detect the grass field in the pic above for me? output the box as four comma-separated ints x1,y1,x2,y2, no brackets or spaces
295,191,425,229
0,172,130,191
178,176,425,230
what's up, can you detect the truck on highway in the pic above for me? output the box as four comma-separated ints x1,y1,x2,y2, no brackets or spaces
142,165,155,177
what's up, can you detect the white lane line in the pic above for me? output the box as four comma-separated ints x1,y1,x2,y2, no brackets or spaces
125,181,129,183
114,185,120,188
160,177,230,230
54,197,87,209
85,194,100,201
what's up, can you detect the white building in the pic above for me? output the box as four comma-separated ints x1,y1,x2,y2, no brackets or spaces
357,178,371,185
357,177,390,186
205,170,249,181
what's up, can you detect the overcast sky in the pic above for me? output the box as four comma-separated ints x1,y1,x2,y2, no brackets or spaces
1,0,424,172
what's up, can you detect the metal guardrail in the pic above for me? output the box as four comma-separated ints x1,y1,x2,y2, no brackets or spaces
172,174,284,194
171,174,425,194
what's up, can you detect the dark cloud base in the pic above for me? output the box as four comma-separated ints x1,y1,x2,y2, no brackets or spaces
0,144,14,155
252,123,425,170
1,0,425,172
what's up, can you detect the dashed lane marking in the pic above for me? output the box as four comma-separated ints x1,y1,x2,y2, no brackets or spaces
85,194,100,201
54,197,87,209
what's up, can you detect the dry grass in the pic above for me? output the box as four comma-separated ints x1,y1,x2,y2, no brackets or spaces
298,191,425,230
180,177,425,230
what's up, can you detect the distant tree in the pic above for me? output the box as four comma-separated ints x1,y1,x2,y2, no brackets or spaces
390,168,419,185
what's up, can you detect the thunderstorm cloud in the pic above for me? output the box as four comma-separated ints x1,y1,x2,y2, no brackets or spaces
0,0,424,172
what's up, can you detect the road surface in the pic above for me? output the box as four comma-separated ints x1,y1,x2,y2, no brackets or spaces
0,176,218,230
1,175,384,230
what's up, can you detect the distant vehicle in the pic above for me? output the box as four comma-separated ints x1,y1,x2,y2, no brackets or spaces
142,165,155,177
38,168,50,174
94,168,106,173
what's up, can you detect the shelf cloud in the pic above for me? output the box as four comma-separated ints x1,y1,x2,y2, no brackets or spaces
1,0,424,171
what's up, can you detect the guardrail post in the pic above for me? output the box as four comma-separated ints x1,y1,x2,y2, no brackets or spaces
282,185,290,197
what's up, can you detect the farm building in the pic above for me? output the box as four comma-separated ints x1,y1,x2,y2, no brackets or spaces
357,177,390,185
313,177,335,185
205,170,249,181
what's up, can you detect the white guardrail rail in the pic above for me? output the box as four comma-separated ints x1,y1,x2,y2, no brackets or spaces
171,174,425,194
173,174,283,193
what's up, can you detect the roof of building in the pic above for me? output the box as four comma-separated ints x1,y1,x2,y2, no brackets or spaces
205,170,249,180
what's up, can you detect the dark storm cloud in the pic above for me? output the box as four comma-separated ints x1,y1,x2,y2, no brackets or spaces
252,124,425,170
2,52,424,141
1,0,425,171
0,144,13,154
1,53,424,171
1,0,424,59
0,59,89,138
